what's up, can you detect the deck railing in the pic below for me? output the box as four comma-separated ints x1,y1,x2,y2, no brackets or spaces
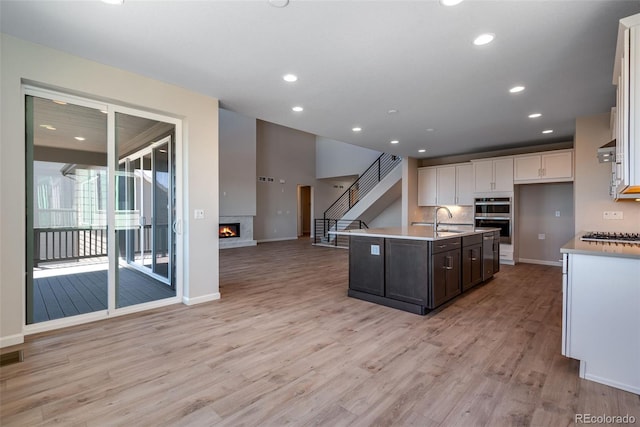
32,225,165,266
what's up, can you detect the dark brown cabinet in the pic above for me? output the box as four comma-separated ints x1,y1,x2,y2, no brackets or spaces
348,235,385,296
347,232,497,315
430,249,461,308
462,234,483,291
385,239,429,306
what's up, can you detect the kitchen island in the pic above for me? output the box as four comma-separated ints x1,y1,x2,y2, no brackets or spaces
561,235,640,394
332,226,500,315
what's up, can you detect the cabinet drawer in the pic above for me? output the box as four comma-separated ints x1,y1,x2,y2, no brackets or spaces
462,234,482,246
431,237,462,254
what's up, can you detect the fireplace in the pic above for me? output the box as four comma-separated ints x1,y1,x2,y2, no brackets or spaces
219,223,241,239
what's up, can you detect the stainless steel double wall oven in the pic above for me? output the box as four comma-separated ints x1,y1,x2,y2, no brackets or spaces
474,197,512,244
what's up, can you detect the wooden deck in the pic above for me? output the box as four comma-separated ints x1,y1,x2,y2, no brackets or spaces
32,265,175,322
2,239,638,426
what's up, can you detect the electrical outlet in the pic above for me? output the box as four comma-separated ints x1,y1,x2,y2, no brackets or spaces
603,211,624,220
555,211,561,217
370,245,380,255
538,234,545,240
194,209,205,219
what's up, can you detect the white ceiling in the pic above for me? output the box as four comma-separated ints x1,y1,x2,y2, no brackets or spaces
2,0,639,159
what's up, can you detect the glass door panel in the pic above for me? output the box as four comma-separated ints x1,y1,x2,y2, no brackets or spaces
26,95,108,324
115,112,175,309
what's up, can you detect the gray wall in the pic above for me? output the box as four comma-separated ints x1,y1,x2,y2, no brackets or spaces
517,183,575,264
255,121,317,241
574,112,640,232
219,108,256,216
368,196,402,228
316,136,381,179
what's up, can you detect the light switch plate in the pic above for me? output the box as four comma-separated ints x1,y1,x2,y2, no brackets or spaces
194,209,205,219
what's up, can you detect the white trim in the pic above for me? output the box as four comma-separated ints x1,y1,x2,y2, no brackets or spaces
183,293,220,306
518,258,562,267
583,372,640,395
110,297,181,317
257,237,299,243
24,311,108,335
0,334,25,349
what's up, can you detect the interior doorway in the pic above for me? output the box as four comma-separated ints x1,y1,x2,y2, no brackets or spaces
297,185,312,238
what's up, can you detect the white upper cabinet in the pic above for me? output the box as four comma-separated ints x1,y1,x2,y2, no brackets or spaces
513,149,573,183
436,166,456,205
418,167,437,206
417,163,474,206
613,13,640,197
473,157,513,193
455,163,474,205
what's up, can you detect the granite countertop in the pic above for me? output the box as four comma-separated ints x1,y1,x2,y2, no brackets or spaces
330,226,498,241
561,233,640,260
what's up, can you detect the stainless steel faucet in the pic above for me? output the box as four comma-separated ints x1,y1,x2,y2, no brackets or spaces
434,206,453,232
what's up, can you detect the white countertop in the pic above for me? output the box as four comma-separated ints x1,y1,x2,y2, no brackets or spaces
330,226,498,241
561,233,640,260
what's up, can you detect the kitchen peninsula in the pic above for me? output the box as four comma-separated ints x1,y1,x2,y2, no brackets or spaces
333,226,500,315
561,235,640,394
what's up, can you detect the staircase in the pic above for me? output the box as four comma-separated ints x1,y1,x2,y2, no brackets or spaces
314,152,402,247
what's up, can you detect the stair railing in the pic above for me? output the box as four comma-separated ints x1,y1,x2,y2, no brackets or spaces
323,152,401,221
313,219,368,247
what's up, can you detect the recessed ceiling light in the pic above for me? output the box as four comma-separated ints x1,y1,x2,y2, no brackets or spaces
352,127,362,132
473,33,495,46
101,0,124,4
528,113,542,118
426,128,435,132
292,106,304,112
39,124,56,130
74,136,86,141
390,140,399,144
509,86,525,93
388,109,398,114
440,0,463,6
418,149,426,153
542,129,554,134
283,74,298,83
100,110,108,114
52,100,67,105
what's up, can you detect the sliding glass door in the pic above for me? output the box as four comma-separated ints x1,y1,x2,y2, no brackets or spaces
25,88,181,326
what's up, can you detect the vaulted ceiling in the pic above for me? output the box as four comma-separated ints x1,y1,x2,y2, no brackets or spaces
2,0,639,158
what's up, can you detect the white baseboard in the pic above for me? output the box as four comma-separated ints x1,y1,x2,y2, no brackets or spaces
0,333,25,348
518,258,562,267
257,237,298,243
183,292,220,306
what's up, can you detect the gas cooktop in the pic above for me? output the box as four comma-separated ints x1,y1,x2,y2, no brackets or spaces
581,232,640,244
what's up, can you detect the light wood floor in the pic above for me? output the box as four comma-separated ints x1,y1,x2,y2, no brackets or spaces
1,239,638,426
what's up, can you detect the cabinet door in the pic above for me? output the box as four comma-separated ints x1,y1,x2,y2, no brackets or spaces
430,249,461,308
493,158,514,192
456,164,474,205
436,166,456,205
462,244,482,291
514,155,541,181
542,151,573,180
482,234,494,280
349,236,385,296
418,167,437,206
445,249,461,298
385,239,429,305
473,160,494,193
